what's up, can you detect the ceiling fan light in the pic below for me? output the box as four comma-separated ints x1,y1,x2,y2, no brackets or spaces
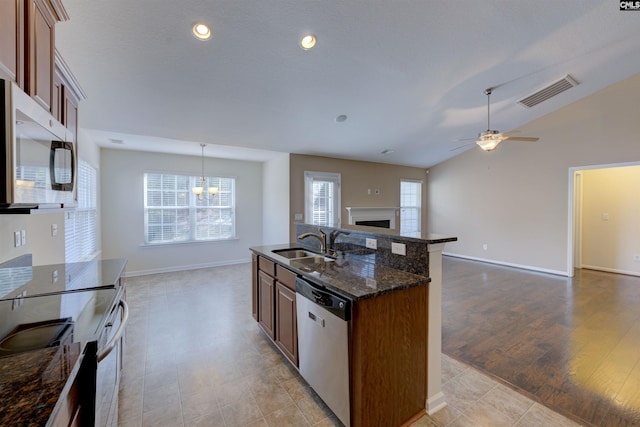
476,130,503,151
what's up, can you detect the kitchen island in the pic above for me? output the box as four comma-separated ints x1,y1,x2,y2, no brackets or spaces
251,223,456,426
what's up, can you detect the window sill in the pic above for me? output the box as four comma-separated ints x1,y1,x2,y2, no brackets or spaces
140,237,239,248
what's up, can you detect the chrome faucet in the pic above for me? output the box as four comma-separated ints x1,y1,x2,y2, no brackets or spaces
328,230,350,256
297,229,327,253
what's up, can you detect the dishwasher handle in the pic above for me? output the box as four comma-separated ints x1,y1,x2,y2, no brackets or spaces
296,278,351,321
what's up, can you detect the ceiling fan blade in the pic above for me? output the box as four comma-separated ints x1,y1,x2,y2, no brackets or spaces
503,136,539,142
449,143,475,151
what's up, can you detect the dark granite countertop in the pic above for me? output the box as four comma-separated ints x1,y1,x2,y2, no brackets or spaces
0,258,128,426
251,244,430,301
0,257,127,301
0,343,83,426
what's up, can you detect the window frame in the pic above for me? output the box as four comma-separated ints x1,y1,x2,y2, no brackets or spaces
143,172,236,245
400,179,422,237
304,171,341,227
65,159,98,262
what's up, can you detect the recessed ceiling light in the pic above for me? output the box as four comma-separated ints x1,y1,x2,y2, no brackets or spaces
335,114,347,122
300,33,317,50
192,23,212,41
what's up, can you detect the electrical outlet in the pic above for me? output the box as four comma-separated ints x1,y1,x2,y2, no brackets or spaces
21,230,26,245
366,278,377,289
14,231,21,248
634,255,640,263
366,238,377,249
51,224,58,237
483,243,488,251
294,213,303,221
602,213,609,221
391,242,406,256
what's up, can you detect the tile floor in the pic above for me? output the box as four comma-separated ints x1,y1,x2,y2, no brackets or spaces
118,262,581,426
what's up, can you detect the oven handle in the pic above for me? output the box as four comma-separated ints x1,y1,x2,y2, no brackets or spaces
97,299,129,363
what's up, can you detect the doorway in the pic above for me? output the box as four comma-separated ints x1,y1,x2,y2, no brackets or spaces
568,161,640,276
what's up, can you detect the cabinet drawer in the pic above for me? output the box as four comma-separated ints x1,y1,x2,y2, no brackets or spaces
276,265,297,291
258,257,275,276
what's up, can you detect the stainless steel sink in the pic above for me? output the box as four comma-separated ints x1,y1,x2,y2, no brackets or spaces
272,248,335,262
272,248,318,259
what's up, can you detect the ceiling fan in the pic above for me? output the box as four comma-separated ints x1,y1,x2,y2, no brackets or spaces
452,88,539,152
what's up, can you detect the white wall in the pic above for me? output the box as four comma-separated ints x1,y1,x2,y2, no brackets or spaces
580,165,640,276
262,154,290,245
100,148,263,275
428,72,640,275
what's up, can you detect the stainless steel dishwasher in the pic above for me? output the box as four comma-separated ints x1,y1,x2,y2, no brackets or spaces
296,277,352,427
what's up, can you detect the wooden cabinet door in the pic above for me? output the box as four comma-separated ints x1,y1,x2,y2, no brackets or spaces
257,271,275,339
0,0,23,85
27,0,55,112
276,282,298,366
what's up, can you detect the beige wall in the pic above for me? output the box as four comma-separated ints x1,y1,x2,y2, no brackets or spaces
580,165,640,276
0,213,66,265
428,72,640,275
289,154,428,242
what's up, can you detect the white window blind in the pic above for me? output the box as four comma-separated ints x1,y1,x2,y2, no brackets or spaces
144,173,235,244
400,180,422,237
65,160,98,262
304,171,341,227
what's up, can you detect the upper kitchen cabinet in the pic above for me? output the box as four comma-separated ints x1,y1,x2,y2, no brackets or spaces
54,49,85,140
0,0,69,112
0,1,24,86
26,0,69,112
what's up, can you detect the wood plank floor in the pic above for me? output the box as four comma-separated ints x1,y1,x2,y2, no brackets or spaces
441,256,640,427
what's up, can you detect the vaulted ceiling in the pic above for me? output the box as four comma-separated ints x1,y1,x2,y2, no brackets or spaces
55,1,640,167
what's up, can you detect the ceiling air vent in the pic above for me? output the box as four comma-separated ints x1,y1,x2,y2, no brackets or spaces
518,75,579,108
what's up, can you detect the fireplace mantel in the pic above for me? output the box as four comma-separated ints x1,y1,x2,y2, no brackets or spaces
345,207,399,229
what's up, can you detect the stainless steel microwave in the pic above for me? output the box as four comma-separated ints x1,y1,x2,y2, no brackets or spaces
1,79,76,209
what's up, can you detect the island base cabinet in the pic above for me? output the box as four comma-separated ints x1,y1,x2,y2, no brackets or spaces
257,271,275,340
350,283,427,427
275,282,298,366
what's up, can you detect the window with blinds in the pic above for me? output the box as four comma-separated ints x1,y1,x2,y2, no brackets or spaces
65,160,98,262
143,173,235,244
400,180,422,237
304,171,341,227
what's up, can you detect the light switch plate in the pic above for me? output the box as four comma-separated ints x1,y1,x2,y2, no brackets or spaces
14,231,21,248
366,238,377,249
21,230,26,245
391,242,406,256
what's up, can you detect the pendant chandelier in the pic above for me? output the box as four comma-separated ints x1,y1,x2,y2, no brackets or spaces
191,144,218,198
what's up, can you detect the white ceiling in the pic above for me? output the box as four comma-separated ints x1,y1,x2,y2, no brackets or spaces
55,1,640,167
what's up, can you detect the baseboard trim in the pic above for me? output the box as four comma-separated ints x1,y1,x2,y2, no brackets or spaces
443,252,569,277
426,392,447,415
581,264,640,277
124,258,250,277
